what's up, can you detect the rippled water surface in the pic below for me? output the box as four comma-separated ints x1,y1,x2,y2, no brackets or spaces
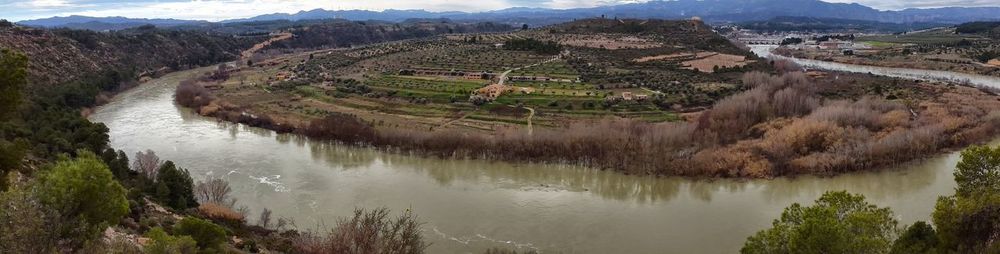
90,66,975,253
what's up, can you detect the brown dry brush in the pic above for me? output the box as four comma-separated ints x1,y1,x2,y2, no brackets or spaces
294,207,428,254
175,79,216,108
175,78,296,133
295,71,1000,177
194,178,236,207
132,149,161,179
186,71,1000,177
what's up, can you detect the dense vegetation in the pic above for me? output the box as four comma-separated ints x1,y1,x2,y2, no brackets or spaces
503,38,563,55
0,24,257,87
743,144,1000,253
956,21,1000,38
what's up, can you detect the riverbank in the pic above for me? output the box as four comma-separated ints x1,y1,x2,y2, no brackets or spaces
177,61,1000,178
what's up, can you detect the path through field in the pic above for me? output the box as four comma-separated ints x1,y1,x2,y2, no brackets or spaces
525,107,535,135
241,32,293,59
436,112,470,130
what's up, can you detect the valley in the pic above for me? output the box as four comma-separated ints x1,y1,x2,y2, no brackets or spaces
6,1,1000,253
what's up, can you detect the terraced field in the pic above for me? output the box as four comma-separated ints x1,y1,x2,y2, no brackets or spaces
204,18,758,134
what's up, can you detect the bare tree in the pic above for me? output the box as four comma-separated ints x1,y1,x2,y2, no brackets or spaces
131,150,161,180
258,208,272,229
293,207,428,254
194,178,235,207
236,205,250,218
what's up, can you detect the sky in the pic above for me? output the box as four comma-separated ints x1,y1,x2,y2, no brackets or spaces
2,0,999,22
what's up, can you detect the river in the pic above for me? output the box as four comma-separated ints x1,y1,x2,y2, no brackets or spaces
89,63,990,253
750,45,1000,89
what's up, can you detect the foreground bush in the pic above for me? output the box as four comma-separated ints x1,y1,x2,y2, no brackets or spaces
890,221,938,254
174,217,229,251
741,191,899,254
296,207,428,254
145,227,199,254
932,145,1000,252
36,151,129,246
744,145,1000,253
0,188,60,253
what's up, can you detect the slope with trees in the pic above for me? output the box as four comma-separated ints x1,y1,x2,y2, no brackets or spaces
0,22,258,87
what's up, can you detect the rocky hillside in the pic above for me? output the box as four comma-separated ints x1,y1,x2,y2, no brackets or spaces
0,22,257,87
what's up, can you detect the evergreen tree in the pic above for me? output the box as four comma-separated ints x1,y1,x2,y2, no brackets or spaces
155,161,198,210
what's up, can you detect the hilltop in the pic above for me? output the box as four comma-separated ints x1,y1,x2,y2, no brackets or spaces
0,22,254,88
16,15,206,31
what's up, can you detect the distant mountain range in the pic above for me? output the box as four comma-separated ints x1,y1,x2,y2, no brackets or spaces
739,16,949,33
16,0,1000,30
17,15,207,30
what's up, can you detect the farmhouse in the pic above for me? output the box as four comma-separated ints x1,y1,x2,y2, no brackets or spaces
476,83,511,99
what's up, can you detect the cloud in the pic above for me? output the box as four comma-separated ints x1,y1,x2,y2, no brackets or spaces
29,0,74,7
544,0,648,9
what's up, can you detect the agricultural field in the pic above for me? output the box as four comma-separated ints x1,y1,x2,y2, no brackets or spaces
202,18,766,135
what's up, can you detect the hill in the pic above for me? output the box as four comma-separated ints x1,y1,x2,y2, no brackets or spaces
16,15,204,30
956,21,1000,38
739,16,947,33
0,23,256,87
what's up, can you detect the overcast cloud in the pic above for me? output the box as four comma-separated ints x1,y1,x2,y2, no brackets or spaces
1,0,997,22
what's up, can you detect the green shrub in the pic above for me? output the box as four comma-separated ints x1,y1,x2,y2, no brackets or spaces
0,139,28,189
174,217,228,251
741,191,899,254
0,188,60,253
932,145,1000,252
145,227,198,254
890,221,938,254
35,151,129,245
